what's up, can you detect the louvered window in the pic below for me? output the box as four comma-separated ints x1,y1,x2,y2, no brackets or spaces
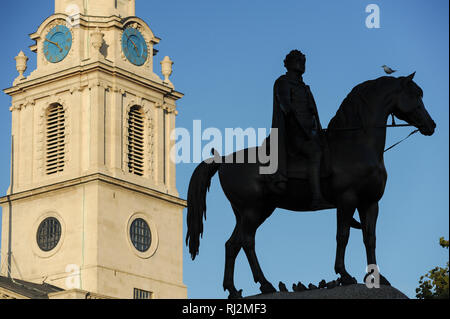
127,106,145,176
133,288,152,299
46,104,65,175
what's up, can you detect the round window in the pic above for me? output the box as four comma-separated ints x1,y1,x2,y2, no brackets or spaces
130,218,152,252
36,217,62,252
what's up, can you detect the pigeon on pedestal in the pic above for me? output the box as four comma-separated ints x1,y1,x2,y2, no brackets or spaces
278,281,288,292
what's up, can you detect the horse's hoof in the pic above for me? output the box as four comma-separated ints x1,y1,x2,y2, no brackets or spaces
260,282,277,294
380,274,391,286
339,275,357,285
228,289,243,299
326,280,339,289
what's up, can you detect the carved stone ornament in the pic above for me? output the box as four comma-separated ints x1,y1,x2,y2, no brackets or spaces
91,27,105,60
13,51,28,85
160,56,174,88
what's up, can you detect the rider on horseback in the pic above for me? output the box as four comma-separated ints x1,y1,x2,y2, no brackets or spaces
269,50,327,209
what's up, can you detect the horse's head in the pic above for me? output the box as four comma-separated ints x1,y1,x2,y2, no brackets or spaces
393,72,436,136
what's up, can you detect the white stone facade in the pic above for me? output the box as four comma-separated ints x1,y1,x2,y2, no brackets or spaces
0,0,187,299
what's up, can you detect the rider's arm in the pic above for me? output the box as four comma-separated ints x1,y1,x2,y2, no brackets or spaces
276,79,311,138
274,78,292,115
306,85,323,131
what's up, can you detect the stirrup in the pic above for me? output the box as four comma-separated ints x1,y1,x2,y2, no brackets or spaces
268,181,287,194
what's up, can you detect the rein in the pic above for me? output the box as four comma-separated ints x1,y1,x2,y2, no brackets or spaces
383,129,419,152
325,114,419,153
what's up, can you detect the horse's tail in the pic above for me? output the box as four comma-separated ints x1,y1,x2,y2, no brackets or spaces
186,149,222,260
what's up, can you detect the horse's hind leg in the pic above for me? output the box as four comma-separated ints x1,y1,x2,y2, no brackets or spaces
358,202,391,286
335,200,358,285
241,208,276,294
223,221,243,299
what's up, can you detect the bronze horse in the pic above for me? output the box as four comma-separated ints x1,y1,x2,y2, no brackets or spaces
186,73,436,299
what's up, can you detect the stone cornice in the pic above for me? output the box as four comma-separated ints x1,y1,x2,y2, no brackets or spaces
29,14,161,53
48,289,116,299
3,61,184,101
0,173,187,208
30,14,124,42
0,287,29,299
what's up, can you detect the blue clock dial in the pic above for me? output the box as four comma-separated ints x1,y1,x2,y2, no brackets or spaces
122,28,148,66
44,25,72,63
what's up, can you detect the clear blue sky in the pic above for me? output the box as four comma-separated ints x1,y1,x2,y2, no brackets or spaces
0,1,448,299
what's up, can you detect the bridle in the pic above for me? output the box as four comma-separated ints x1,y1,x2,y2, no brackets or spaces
323,80,429,152
325,113,419,153
383,113,420,152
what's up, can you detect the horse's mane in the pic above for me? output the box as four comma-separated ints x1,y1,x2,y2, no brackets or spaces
328,76,399,130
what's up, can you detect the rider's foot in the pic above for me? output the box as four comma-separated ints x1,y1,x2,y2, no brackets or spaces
267,174,288,194
268,181,287,195
276,181,287,192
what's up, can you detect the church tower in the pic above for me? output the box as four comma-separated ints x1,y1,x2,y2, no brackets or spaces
0,0,187,299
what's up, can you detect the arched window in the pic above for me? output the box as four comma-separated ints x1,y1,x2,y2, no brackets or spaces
127,105,145,176
46,104,66,175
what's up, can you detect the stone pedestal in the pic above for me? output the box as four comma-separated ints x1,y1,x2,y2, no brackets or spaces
246,284,408,299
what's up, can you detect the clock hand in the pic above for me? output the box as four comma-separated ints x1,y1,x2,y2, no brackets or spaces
45,39,63,52
130,39,140,56
126,34,140,57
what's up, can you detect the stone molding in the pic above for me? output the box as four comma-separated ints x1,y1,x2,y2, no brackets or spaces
4,62,184,102
0,173,187,208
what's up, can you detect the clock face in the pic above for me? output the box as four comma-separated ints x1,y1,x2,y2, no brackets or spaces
44,25,72,63
122,28,148,66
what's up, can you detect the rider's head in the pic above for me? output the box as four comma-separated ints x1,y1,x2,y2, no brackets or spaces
284,50,306,74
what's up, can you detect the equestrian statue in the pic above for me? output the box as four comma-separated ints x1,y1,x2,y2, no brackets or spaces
186,50,436,299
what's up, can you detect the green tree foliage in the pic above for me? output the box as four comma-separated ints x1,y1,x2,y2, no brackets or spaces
416,237,449,299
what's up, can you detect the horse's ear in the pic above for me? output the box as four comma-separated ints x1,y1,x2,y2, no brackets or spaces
407,72,416,80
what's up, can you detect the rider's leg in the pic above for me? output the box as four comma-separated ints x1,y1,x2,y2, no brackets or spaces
300,132,326,208
268,126,288,193
308,143,325,208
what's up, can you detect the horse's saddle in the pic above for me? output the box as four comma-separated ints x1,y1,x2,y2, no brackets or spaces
262,134,332,180
286,136,332,179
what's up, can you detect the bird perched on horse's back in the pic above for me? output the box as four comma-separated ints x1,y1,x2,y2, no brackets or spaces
382,65,396,74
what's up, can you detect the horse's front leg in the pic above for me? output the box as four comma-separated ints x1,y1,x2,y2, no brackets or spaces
334,199,357,285
358,202,391,286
